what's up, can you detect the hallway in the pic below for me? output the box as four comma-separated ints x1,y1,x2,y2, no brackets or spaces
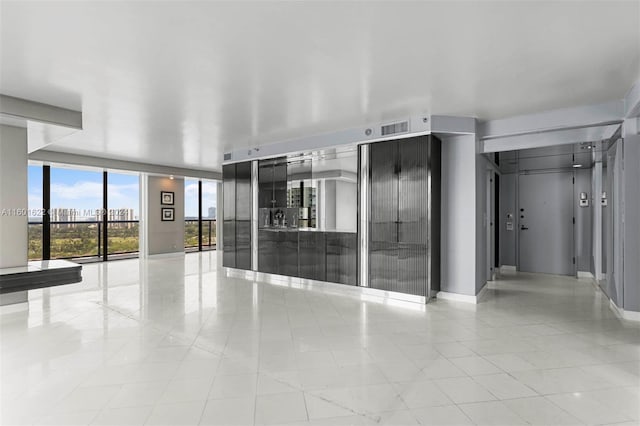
1,252,639,425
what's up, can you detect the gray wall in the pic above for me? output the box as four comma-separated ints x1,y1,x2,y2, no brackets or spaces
440,134,477,296
575,168,593,273
623,134,640,311
476,153,490,292
499,173,517,266
145,176,185,255
498,168,593,275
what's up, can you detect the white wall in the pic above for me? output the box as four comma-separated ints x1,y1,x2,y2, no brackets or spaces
141,175,185,256
335,180,357,232
0,125,28,268
440,134,478,296
0,125,28,305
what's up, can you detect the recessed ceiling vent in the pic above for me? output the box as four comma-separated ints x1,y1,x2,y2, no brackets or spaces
381,121,409,136
223,152,232,161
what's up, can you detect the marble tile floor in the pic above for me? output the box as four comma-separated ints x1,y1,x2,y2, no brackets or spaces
1,252,639,425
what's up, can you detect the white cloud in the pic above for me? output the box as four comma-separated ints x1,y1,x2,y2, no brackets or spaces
51,181,103,200
28,194,43,209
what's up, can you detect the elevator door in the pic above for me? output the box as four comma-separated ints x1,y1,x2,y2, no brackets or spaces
519,172,574,276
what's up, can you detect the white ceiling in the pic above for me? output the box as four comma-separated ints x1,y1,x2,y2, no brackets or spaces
1,1,638,172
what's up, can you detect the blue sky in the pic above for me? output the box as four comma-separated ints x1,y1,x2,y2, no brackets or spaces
28,166,216,219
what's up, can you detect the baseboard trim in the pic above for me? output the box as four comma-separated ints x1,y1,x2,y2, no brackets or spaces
437,282,487,304
609,299,640,322
577,271,594,279
224,268,428,306
144,251,186,259
500,265,517,272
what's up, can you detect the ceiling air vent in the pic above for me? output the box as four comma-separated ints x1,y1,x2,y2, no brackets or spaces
223,152,232,161
381,121,409,136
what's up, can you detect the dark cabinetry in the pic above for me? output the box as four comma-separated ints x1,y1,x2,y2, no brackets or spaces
257,230,356,286
368,135,440,296
258,158,287,208
326,232,357,286
222,162,252,270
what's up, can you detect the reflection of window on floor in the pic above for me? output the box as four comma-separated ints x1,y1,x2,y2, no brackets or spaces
184,179,217,250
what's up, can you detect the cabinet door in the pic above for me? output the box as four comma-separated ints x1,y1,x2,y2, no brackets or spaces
235,162,252,270
398,137,428,245
369,140,399,290
370,140,398,243
397,137,428,296
258,163,274,208
223,164,236,268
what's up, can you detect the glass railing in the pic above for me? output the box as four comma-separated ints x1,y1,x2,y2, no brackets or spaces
185,219,216,249
28,220,140,261
28,223,43,260
28,219,215,260
107,221,139,255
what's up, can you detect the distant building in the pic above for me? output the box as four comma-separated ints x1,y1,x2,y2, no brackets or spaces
50,208,78,228
108,208,135,228
207,206,216,219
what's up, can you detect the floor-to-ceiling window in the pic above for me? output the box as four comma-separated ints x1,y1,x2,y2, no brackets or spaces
201,180,217,248
107,171,140,257
50,165,103,260
27,163,141,262
184,178,217,251
27,164,43,260
184,178,199,250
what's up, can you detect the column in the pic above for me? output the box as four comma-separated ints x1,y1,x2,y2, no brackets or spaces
139,174,185,257
0,124,29,305
622,118,640,313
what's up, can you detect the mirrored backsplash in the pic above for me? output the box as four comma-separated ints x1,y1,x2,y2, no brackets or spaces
258,146,357,233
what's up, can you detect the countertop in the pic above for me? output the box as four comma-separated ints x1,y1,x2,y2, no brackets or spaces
259,227,356,233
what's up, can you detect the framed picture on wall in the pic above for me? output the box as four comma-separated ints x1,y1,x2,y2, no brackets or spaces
161,191,174,205
162,208,174,221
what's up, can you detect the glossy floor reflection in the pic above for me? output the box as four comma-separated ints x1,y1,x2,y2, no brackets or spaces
1,252,639,425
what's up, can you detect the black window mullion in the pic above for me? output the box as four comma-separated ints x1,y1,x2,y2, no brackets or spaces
42,165,51,260
103,171,108,261
198,180,203,251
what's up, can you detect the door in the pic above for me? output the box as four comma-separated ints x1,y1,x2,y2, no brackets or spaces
487,170,496,281
518,172,574,276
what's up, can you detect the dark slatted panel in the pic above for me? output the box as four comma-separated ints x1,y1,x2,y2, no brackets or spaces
368,136,436,297
298,231,326,281
397,136,428,296
399,137,428,245
258,230,278,274
370,140,398,243
398,243,427,296
222,164,236,268
235,162,252,270
281,231,299,277
369,140,398,291
430,136,442,293
369,241,398,291
273,162,288,208
326,232,357,286
258,162,274,208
